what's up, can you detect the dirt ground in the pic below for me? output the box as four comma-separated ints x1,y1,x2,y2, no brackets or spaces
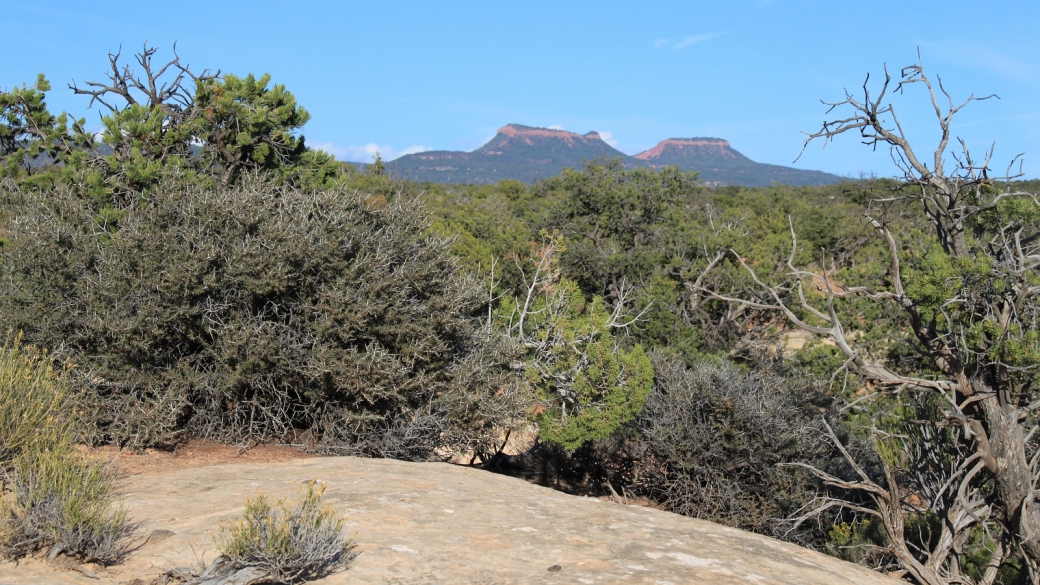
77,439,316,477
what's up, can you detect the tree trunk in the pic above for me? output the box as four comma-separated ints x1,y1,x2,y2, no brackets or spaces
979,396,1040,564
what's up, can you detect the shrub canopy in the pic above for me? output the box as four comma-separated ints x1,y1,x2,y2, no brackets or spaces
633,355,831,543
0,173,526,455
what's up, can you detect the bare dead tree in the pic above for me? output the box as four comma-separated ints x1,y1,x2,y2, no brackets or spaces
694,54,1040,582
69,42,219,162
507,234,650,345
787,405,1005,585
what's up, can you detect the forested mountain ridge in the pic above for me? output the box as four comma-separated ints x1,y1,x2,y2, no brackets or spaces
385,124,843,186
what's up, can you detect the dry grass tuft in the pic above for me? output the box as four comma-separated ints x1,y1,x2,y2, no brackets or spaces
216,480,352,583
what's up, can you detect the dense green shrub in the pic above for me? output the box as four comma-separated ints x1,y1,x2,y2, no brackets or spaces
499,274,653,451
497,353,835,546
0,75,92,186
422,162,890,363
216,481,351,583
0,172,527,455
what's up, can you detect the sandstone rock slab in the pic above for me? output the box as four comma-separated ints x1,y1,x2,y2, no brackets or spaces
0,456,897,584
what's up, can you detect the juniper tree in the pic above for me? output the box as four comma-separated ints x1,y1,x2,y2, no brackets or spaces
497,233,653,451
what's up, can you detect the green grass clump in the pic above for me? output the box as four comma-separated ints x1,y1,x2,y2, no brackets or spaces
0,447,135,564
0,333,135,564
217,481,352,583
0,334,69,473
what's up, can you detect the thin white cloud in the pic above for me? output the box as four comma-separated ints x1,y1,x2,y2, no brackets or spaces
672,31,730,50
309,142,370,162
653,32,730,51
310,142,432,163
598,131,620,148
548,124,565,130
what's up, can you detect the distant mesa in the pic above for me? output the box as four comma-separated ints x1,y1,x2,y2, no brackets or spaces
384,124,842,187
634,138,742,162
632,138,841,187
482,124,611,155
388,124,634,185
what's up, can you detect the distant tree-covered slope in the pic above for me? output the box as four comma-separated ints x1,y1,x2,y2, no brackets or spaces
387,125,843,186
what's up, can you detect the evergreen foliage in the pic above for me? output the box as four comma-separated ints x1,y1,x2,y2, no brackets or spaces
6,44,1040,582
1,45,340,203
503,274,652,450
0,75,93,188
486,230,653,451
687,60,1040,583
193,73,314,186
424,160,886,364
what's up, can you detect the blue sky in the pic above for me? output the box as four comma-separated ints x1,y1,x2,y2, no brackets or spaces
4,1,1039,178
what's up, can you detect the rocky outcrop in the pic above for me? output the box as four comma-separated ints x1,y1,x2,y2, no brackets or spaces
386,127,842,187
480,125,611,153
2,456,897,584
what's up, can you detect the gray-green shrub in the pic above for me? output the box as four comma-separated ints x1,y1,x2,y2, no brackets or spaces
0,172,527,456
216,481,350,583
632,355,832,543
